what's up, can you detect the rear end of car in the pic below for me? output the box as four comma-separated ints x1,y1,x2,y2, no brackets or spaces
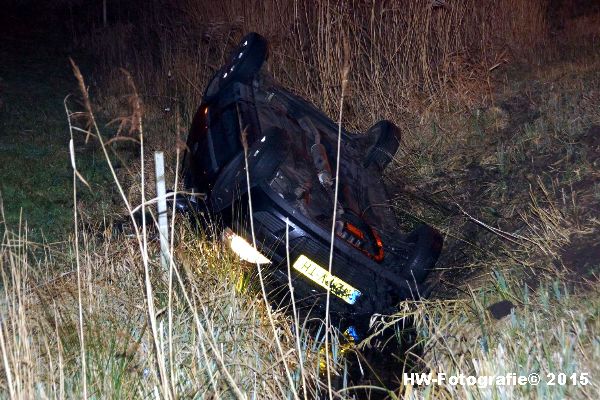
228,186,412,318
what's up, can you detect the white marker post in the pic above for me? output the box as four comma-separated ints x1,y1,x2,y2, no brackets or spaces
154,151,170,270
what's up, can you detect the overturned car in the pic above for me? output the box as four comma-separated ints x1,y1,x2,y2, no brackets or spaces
178,33,443,333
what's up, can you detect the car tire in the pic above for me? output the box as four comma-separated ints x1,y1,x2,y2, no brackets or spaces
363,120,401,170
203,32,269,102
401,224,443,283
220,32,268,87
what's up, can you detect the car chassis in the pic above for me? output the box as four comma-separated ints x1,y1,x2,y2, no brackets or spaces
177,33,443,335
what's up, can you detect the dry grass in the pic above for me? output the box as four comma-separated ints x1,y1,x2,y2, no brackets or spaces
85,0,550,130
393,280,600,399
0,221,352,398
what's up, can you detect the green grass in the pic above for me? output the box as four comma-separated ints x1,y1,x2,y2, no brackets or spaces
0,37,113,242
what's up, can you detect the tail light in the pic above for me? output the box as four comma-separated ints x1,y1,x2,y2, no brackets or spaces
338,221,384,263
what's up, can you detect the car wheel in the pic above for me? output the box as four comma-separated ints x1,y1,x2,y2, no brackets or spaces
220,32,268,88
401,224,443,283
363,120,401,170
202,32,268,102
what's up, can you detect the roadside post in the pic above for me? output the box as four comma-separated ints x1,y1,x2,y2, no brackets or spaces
154,151,170,270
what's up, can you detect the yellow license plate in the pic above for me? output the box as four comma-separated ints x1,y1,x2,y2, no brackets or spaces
292,254,362,305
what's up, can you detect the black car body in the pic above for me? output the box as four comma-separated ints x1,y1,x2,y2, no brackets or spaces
180,33,443,327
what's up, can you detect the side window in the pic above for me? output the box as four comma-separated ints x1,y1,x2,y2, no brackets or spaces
211,104,242,167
